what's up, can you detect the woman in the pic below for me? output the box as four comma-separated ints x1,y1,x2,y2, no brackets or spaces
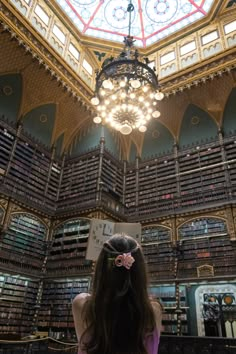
72,233,162,354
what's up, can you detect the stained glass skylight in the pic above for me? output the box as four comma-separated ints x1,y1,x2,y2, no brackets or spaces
56,0,216,47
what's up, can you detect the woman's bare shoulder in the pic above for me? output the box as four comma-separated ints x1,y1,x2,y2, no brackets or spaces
73,293,90,309
151,300,162,313
72,293,91,340
151,300,162,332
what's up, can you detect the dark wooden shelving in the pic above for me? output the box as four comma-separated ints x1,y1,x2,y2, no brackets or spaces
37,278,90,339
149,284,189,335
0,214,47,274
46,219,92,276
0,273,39,336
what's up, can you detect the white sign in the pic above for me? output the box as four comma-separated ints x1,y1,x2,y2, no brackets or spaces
86,219,141,261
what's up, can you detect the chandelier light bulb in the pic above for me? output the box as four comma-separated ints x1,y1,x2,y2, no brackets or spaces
103,79,112,89
91,97,100,106
115,124,121,131
131,79,141,89
93,116,102,124
120,123,133,135
92,2,161,135
139,125,147,133
152,110,161,118
120,80,126,88
155,91,164,100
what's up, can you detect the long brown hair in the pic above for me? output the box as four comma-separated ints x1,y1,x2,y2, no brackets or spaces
80,234,156,354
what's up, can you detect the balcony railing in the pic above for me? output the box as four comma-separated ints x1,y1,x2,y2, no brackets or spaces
0,335,235,354
1,173,236,219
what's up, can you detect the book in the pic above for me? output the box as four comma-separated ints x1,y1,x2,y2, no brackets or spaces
86,219,141,261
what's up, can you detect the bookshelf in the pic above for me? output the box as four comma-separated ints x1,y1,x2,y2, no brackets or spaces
177,217,236,279
178,143,226,206
0,125,57,213
142,226,171,243
0,207,4,224
125,165,136,212
142,226,174,281
0,273,39,336
0,125,15,176
1,113,236,218
37,278,90,339
0,213,47,274
138,157,177,215
47,161,62,201
101,152,123,200
58,151,100,211
46,219,92,277
149,284,188,335
225,138,236,195
178,217,227,239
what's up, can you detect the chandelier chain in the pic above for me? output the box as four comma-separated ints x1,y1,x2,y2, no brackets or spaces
90,0,164,134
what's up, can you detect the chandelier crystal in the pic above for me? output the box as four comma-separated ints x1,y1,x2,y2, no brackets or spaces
90,0,164,135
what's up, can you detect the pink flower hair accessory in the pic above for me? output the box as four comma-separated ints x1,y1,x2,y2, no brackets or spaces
114,252,135,269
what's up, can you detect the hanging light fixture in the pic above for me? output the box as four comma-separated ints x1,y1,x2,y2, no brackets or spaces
90,0,164,135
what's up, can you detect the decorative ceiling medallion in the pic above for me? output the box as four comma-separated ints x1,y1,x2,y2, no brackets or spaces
152,129,160,138
191,116,200,125
3,86,13,96
56,0,216,47
40,114,48,123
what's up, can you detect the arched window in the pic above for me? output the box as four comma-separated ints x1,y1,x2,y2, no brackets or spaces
179,217,227,240
142,225,171,243
50,218,91,262
1,213,47,269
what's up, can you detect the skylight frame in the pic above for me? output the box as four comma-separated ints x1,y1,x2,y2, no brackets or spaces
55,0,216,48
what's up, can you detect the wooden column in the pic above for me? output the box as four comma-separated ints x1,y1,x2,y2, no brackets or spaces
122,160,127,206
135,156,139,212
56,152,66,201
5,123,22,176
44,145,56,196
218,128,231,194
96,130,105,202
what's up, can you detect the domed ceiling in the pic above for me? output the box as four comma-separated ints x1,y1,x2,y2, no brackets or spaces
56,0,216,47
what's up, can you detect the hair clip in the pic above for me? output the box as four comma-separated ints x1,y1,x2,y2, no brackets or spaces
114,252,135,269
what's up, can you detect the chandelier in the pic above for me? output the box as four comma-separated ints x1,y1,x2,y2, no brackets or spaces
90,0,164,135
